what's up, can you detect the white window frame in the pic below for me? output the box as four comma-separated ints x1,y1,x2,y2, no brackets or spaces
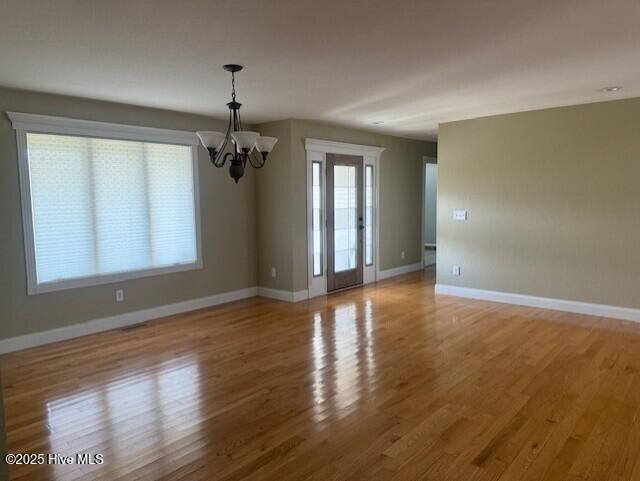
305,138,384,298
8,112,203,295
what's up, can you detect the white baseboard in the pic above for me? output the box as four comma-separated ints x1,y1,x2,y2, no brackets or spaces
434,284,640,323
0,287,258,354
292,289,310,302
377,262,424,281
257,287,309,303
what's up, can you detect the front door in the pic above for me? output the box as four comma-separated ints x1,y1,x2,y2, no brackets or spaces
326,153,364,291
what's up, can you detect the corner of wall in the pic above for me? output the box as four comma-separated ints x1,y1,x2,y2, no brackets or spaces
253,119,296,292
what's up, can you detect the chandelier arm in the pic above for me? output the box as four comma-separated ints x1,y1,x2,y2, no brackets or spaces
212,137,229,167
222,151,235,166
212,148,226,167
237,108,244,131
247,148,267,169
210,110,233,167
230,103,241,132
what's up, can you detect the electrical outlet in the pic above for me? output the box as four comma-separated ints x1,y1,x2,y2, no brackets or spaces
271,267,277,278
115,289,124,302
401,251,405,259
452,265,461,276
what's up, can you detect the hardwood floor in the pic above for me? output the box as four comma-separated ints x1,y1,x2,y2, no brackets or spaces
3,268,640,480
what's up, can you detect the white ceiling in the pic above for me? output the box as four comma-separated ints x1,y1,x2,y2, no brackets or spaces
1,0,639,141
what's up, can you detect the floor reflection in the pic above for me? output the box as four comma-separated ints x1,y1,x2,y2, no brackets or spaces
332,301,362,412
312,312,327,419
45,356,202,479
310,295,379,422
363,298,376,396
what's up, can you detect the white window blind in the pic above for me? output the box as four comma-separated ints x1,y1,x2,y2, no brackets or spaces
24,132,200,292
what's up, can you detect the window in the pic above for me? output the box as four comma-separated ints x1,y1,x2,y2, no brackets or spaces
11,113,202,294
365,165,374,265
312,161,323,276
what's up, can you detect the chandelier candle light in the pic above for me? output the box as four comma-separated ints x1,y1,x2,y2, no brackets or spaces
197,65,278,183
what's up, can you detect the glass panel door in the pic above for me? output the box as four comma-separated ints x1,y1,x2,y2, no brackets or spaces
333,165,357,272
326,154,363,291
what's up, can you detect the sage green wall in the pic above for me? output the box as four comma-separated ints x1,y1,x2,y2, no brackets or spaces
255,118,437,292
0,87,435,340
438,97,640,308
254,120,295,290
0,87,257,339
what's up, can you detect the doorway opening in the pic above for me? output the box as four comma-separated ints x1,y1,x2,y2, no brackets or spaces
422,158,437,269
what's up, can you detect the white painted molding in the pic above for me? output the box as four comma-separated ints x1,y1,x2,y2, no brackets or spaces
305,138,385,157
377,263,424,280
434,284,640,323
0,284,313,354
292,290,310,302
258,287,309,303
6,112,199,146
11,114,203,295
305,138,384,296
0,287,258,354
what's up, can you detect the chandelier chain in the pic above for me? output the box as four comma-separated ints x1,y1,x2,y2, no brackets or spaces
231,72,236,102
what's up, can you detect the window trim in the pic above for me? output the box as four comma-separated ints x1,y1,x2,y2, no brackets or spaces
8,112,203,295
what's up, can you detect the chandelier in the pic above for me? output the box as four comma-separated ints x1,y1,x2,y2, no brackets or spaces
196,65,277,183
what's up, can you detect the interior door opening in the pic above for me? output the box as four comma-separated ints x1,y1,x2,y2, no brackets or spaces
423,159,437,268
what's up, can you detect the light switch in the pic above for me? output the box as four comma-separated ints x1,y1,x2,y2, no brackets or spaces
453,210,467,221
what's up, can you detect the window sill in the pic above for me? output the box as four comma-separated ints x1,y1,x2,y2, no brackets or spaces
28,261,204,295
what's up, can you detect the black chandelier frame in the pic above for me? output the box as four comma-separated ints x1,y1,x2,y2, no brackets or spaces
206,64,269,182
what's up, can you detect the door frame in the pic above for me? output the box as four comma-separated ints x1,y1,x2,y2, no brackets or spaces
326,154,364,291
305,138,385,298
421,156,437,266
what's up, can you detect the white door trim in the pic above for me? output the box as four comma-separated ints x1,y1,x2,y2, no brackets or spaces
305,138,385,298
304,138,385,157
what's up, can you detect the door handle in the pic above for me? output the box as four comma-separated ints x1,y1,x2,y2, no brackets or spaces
358,216,364,230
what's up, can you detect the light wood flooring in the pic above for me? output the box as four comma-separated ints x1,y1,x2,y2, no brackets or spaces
3,268,640,480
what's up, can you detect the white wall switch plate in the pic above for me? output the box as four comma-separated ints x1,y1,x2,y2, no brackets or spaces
115,289,124,302
453,210,467,221
452,265,461,276
271,267,277,278
401,251,405,259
